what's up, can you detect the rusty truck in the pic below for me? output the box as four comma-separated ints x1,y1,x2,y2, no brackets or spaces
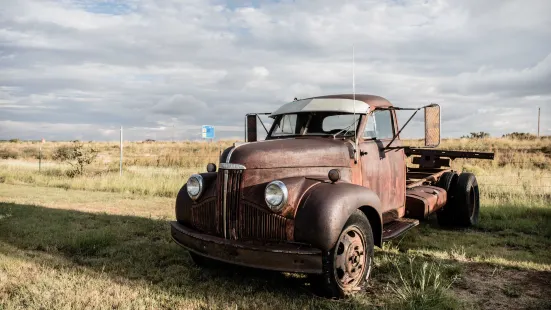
170,94,494,298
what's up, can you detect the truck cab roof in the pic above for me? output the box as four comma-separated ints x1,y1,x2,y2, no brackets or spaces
270,94,393,117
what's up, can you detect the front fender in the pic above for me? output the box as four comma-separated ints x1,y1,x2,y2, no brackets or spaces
175,172,217,224
294,182,383,251
242,175,325,219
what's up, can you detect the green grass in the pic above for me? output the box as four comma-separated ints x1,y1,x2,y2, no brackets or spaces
1,184,550,309
0,191,373,309
384,259,460,310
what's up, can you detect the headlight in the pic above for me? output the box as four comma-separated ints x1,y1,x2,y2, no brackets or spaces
265,180,288,212
186,174,203,200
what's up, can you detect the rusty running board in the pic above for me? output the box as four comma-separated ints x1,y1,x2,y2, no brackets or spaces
382,218,420,242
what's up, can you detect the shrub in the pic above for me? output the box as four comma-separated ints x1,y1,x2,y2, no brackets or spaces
461,132,490,139
21,147,39,158
502,132,537,140
8,138,20,143
52,145,73,161
52,141,98,177
0,147,21,159
387,258,460,310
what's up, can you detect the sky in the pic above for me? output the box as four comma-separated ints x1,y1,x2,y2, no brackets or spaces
1,0,550,141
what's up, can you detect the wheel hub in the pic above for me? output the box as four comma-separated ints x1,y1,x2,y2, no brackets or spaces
334,226,367,288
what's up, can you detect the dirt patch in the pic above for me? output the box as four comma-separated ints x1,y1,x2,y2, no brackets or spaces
453,264,551,309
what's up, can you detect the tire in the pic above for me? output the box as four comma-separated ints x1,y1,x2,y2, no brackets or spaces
311,210,374,298
435,171,459,226
436,172,479,227
453,173,480,227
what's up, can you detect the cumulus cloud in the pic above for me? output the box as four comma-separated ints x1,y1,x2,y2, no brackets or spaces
151,94,208,115
0,0,550,140
439,53,551,97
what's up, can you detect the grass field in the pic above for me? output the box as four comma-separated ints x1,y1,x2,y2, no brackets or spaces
1,138,550,309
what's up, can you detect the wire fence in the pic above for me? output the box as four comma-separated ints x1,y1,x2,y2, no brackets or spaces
1,141,550,189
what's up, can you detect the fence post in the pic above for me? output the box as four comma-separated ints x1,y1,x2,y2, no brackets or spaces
120,126,123,176
39,138,45,172
538,107,541,138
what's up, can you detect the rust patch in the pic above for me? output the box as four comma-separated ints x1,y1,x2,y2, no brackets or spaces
359,139,406,213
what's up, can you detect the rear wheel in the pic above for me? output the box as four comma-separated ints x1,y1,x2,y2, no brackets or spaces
453,173,480,226
437,172,479,227
311,210,374,298
436,171,458,226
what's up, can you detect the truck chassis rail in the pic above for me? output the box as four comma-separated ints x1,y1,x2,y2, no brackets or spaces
404,147,494,169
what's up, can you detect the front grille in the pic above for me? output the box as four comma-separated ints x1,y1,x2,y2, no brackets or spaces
188,168,290,241
240,202,288,240
190,198,216,233
217,169,243,239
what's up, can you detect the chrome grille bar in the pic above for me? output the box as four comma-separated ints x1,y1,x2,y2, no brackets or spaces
223,170,228,239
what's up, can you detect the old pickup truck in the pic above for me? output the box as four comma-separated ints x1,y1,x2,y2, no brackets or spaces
170,94,494,298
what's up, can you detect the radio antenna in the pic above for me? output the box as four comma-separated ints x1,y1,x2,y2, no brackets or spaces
352,45,357,146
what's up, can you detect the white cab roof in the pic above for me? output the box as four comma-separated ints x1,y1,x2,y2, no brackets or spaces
270,98,370,117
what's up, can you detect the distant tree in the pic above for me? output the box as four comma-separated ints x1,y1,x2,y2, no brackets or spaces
8,138,20,143
502,132,537,140
461,132,490,139
53,141,98,177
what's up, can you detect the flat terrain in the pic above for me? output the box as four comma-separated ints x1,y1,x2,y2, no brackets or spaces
1,138,550,309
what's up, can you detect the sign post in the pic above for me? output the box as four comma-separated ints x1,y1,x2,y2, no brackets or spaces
39,138,45,172
201,125,215,142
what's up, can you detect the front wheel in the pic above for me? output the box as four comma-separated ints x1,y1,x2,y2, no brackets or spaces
311,210,374,298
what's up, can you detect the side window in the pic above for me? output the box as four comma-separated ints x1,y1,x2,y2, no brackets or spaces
375,110,394,139
364,114,377,138
272,114,297,136
363,111,394,139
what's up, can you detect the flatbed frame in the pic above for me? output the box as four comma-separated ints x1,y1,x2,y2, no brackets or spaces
404,147,495,187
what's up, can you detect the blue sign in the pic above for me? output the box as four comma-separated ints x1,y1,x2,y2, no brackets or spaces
202,125,215,139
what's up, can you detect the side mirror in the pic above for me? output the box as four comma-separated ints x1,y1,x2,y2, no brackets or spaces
424,104,440,147
245,114,257,142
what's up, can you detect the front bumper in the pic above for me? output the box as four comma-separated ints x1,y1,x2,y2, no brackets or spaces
170,221,323,274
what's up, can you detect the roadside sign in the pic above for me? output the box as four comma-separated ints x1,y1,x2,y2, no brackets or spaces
202,125,215,139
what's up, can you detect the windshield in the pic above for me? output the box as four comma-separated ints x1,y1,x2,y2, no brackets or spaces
269,112,360,138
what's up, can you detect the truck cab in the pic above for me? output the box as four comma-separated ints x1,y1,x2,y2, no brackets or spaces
171,94,492,298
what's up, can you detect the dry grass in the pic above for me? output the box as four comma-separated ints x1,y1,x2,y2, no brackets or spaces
0,140,234,167
0,137,550,309
0,137,550,200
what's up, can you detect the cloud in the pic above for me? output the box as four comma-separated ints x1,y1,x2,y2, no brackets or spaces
439,53,551,97
0,0,550,141
151,94,208,115
252,66,269,78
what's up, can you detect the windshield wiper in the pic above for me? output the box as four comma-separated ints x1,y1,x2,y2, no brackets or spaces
332,121,358,138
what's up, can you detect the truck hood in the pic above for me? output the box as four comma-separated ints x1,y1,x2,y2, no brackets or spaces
222,138,354,169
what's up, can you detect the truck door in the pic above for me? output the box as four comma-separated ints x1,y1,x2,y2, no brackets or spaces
359,110,406,215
